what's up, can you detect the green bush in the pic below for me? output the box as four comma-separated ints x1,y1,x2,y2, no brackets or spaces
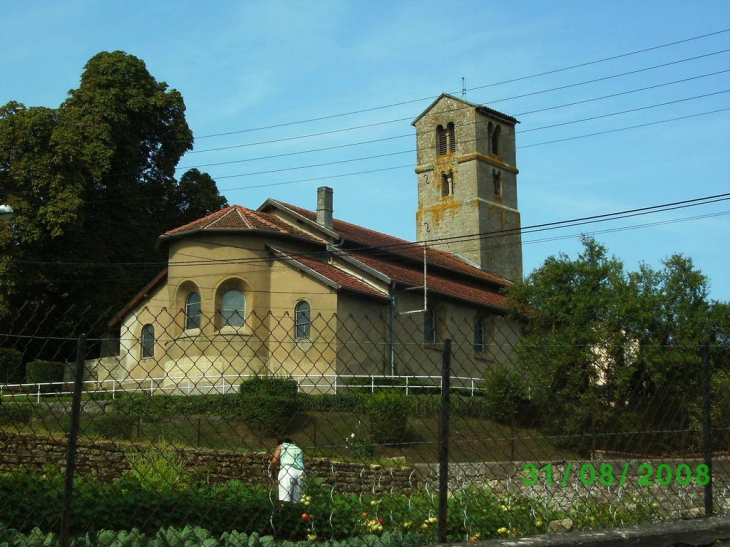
298,392,367,413
239,376,298,398
482,366,528,424
25,360,65,392
0,403,34,426
239,377,299,438
365,391,408,444
240,395,298,438
0,347,23,384
114,392,245,419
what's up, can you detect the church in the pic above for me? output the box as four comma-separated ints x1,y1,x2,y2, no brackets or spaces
94,94,524,394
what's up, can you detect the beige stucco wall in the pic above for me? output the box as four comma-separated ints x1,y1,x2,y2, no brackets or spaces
96,229,522,396
335,294,390,380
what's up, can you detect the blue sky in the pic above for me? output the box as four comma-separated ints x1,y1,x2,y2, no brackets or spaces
2,1,729,301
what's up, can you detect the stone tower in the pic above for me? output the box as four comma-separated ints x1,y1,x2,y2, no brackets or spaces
412,94,523,281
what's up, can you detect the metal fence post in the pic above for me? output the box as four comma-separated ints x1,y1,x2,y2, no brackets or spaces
438,339,452,544
60,333,87,547
702,341,713,517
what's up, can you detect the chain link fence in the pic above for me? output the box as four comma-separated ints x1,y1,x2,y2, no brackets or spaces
1,305,729,546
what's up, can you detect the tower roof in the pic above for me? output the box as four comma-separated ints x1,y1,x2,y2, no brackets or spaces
411,93,519,127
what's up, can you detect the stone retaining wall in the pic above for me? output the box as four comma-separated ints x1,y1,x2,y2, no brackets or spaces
0,431,419,495
3,430,730,519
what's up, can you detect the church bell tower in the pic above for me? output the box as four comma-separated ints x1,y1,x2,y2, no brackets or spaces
412,94,523,281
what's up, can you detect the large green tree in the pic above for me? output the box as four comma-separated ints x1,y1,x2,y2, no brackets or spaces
0,51,227,356
506,236,730,455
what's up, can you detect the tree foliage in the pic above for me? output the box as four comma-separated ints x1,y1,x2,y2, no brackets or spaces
0,51,227,353
506,236,730,455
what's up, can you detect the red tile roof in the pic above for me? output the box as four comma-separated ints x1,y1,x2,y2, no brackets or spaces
347,251,509,309
270,247,388,299
149,199,511,313
272,200,510,287
160,205,324,243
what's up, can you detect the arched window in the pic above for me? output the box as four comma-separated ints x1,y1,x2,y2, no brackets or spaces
491,124,501,155
441,171,453,197
424,307,436,343
295,301,311,339
185,292,201,330
493,169,502,197
436,124,455,156
221,290,245,328
141,324,155,358
436,125,447,155
474,319,485,354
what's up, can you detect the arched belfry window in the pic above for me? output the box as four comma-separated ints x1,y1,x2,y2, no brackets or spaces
437,125,447,155
493,169,502,197
436,123,455,156
185,292,201,330
295,301,311,339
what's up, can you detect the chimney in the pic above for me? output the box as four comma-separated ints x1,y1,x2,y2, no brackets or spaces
316,186,333,229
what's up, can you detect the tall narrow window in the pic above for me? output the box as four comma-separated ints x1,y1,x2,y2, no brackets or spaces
447,122,455,153
441,171,453,197
185,292,201,330
295,301,311,339
493,170,502,197
436,125,447,155
491,124,501,155
474,319,484,354
141,324,155,358
424,307,436,343
221,290,245,328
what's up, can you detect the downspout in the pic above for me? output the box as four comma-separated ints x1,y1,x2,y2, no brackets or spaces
389,281,397,376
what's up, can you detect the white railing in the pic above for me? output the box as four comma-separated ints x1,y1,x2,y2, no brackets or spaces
0,373,485,401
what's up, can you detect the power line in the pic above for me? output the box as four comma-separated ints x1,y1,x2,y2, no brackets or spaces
186,47,730,156
182,93,729,181
14,192,729,268
191,28,730,140
521,107,730,148
176,69,730,172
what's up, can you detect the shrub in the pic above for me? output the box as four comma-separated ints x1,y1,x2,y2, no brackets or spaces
25,360,65,392
298,392,367,413
239,376,298,398
0,347,23,384
239,376,299,437
365,390,408,444
482,366,528,424
0,403,33,426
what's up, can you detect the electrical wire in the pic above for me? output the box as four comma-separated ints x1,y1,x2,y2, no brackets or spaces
191,28,730,140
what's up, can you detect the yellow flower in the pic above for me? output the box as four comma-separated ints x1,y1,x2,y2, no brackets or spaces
428,517,438,524
497,527,509,535
307,534,317,541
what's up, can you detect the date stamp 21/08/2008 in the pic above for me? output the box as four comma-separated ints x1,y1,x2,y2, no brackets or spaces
522,463,710,488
